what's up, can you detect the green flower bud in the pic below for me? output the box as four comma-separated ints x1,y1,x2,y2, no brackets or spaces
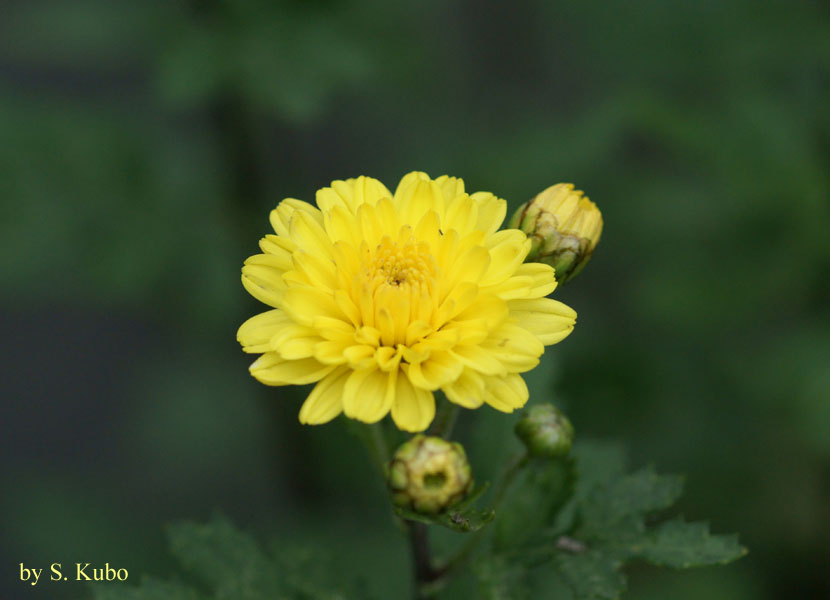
387,435,474,514
514,404,574,458
508,183,603,283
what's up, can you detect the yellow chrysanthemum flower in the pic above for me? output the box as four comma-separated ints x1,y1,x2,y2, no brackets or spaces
237,172,577,432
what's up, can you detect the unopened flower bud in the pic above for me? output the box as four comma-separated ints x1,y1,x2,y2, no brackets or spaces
508,183,603,283
388,435,474,514
514,404,574,458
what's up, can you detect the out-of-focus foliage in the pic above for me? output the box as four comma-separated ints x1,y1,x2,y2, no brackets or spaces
92,517,373,600
482,442,744,599
91,441,745,600
1,0,827,598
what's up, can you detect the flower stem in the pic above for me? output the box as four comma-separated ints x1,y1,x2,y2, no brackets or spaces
361,422,391,477
408,521,440,599
438,451,530,577
429,398,460,440
491,451,530,507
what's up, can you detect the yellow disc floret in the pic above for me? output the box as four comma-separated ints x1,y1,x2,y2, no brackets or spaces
237,172,577,432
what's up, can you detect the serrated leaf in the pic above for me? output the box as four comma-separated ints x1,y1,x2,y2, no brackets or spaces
633,517,747,568
92,577,203,600
578,466,684,542
553,550,626,600
495,457,576,549
100,517,372,600
474,555,531,600
167,516,290,599
571,441,627,497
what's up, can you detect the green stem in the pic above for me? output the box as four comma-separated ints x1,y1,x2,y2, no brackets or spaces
408,521,440,599
361,422,391,477
429,397,460,440
438,451,530,577
491,451,530,507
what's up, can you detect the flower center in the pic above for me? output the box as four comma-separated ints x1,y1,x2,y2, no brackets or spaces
356,229,439,346
367,235,434,289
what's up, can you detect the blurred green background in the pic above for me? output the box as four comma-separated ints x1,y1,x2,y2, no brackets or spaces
2,0,828,598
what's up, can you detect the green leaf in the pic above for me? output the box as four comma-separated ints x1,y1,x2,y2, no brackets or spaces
95,516,372,600
633,517,748,568
495,457,576,549
552,550,626,600
168,517,290,599
393,484,496,533
92,578,202,600
474,555,531,600
578,466,684,542
490,440,745,600
394,505,496,533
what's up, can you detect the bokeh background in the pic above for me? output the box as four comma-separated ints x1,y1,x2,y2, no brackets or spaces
2,0,828,598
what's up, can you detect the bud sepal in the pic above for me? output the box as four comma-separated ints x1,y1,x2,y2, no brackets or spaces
393,482,495,533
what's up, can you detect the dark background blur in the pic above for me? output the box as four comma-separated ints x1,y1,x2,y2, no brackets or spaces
2,1,828,598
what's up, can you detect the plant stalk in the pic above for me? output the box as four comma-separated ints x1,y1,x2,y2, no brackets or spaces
408,521,441,599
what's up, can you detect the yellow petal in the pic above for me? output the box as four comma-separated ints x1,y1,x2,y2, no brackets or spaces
442,369,486,409
289,210,334,260
482,322,545,373
414,209,442,251
293,250,337,290
441,246,490,300
449,344,508,376
313,315,355,341
356,202,386,247
406,350,464,390
514,262,558,297
270,320,321,359
351,175,393,207
443,194,479,236
391,371,435,432
413,328,459,354
375,197,401,233
299,367,350,424
508,298,577,345
481,373,529,413
314,339,351,365
334,288,362,327
485,262,558,301
250,353,336,385
394,171,444,224
269,198,322,236
434,174,465,203
485,275,532,301
241,261,287,308
282,287,344,327
324,204,360,246
375,346,402,371
258,234,295,270
440,317,489,345
470,192,507,235
453,292,509,330
481,229,531,286
342,368,396,423
237,309,291,353
318,176,392,213
405,320,434,347
343,344,377,370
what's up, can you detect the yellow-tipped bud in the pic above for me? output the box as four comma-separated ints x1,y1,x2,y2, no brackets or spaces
508,183,603,283
388,435,474,514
